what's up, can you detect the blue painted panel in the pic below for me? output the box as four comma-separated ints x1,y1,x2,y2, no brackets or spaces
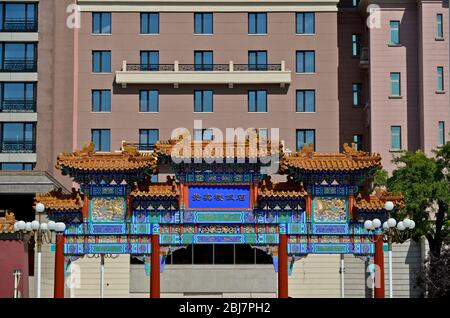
312,223,349,234
287,243,375,255
188,185,251,209
89,223,127,234
90,185,127,196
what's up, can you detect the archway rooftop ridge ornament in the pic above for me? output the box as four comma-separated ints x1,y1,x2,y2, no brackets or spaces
56,142,158,174
355,187,404,212
0,211,16,234
280,142,382,173
153,135,284,161
34,188,84,212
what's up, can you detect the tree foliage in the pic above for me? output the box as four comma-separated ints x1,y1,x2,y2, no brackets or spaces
386,145,450,258
386,143,450,298
416,237,450,298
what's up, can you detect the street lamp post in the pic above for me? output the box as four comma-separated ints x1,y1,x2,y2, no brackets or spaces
364,203,415,299
13,203,66,298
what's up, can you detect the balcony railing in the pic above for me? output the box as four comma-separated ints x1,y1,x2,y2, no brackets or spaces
0,140,36,153
127,64,175,72
117,60,291,87
138,144,155,151
0,59,37,72
0,99,36,112
235,64,282,71
121,142,155,152
1,19,38,32
359,47,369,68
125,63,282,72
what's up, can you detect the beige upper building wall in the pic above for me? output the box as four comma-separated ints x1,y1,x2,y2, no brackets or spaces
77,0,340,12
75,11,340,153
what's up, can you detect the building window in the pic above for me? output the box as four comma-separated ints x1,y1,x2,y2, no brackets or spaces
248,90,267,112
248,51,267,70
194,90,213,112
92,90,111,112
296,12,315,34
0,43,37,72
248,13,267,34
390,126,401,150
92,51,111,73
193,129,214,141
352,34,361,57
91,129,110,152
194,13,213,34
0,82,36,112
436,14,444,39
92,12,111,34
353,134,363,151
437,67,444,92
296,129,315,151
139,90,159,112
296,90,315,112
194,51,213,71
258,128,269,139
0,3,38,32
352,0,361,6
0,122,35,153
352,83,362,106
439,121,445,146
390,21,400,45
139,129,159,151
140,13,159,34
296,51,315,73
0,163,34,171
390,72,401,97
140,51,159,71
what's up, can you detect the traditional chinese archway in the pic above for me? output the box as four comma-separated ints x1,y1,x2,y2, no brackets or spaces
36,140,403,298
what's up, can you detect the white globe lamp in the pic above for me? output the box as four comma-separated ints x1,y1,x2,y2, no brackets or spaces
31,220,40,230
384,201,394,211
364,220,373,230
372,218,382,228
35,203,45,213
387,218,397,228
48,221,56,231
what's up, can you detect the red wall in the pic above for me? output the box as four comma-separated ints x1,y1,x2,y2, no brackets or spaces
0,240,29,298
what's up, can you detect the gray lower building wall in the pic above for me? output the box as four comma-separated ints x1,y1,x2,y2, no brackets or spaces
343,239,425,298
130,264,277,296
0,172,67,194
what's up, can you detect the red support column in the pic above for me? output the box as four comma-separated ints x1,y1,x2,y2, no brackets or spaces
54,234,65,298
150,234,160,298
278,234,288,298
374,234,385,298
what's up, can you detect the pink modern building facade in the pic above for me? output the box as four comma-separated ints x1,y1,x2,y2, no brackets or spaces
340,0,449,171
0,0,447,298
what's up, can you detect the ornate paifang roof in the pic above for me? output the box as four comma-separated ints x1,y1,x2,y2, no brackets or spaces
153,133,283,161
258,176,308,199
35,188,84,211
281,143,382,172
0,211,15,234
131,177,179,199
56,142,158,173
355,187,404,211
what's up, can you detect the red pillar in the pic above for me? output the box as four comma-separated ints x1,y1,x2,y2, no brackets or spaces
54,234,65,298
374,234,385,298
150,234,160,298
278,234,288,298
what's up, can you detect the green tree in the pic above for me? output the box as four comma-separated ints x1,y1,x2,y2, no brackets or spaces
387,144,450,260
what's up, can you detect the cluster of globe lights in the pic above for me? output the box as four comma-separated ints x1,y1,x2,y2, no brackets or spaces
13,202,66,233
364,201,415,232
